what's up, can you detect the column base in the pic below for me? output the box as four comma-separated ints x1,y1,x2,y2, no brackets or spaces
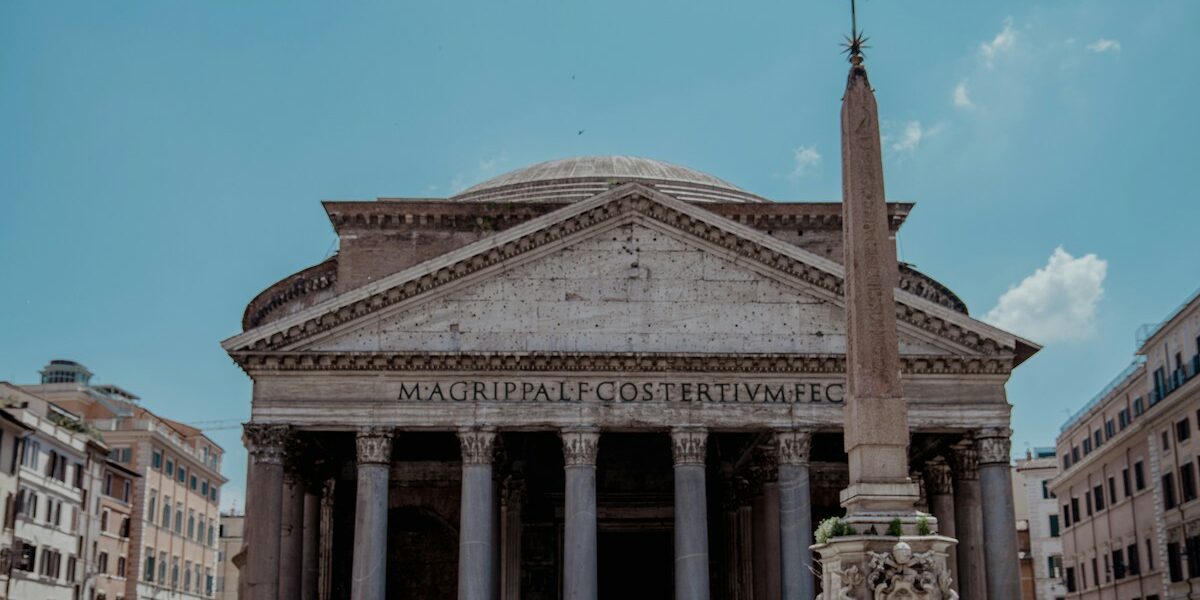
812,535,958,600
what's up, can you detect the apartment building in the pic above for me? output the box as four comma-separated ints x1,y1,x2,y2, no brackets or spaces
94,459,140,600
1053,288,1200,599
216,512,243,600
0,381,108,600
24,360,226,600
1017,448,1068,600
0,404,34,593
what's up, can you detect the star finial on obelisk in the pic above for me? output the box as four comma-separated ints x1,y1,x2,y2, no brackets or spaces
841,0,870,63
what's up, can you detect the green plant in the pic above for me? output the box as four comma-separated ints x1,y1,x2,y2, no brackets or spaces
815,517,858,544
916,515,932,536
886,518,904,537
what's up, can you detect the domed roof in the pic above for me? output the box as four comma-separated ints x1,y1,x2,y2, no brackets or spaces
451,156,769,204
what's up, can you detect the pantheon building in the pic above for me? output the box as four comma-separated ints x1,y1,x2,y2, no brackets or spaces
224,155,1037,599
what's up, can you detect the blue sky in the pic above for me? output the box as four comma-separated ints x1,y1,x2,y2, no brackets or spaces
2,1,1198,510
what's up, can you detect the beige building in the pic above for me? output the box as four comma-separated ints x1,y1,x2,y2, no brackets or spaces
94,459,141,600
1053,289,1200,599
216,512,243,600
0,404,34,593
0,381,108,600
1017,449,1067,600
25,360,227,600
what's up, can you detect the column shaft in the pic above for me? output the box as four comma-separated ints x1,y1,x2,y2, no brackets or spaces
351,428,393,600
949,441,986,600
672,428,710,600
500,477,524,600
458,428,498,600
280,472,305,599
978,429,1021,600
243,424,289,600
302,490,321,600
776,430,814,600
562,429,599,600
924,458,958,593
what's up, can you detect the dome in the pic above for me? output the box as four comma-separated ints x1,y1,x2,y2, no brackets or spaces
450,156,769,204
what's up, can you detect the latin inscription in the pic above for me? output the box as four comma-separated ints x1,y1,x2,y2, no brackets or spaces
396,380,844,404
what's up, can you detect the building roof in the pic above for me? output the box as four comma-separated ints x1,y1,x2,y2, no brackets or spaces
449,156,770,204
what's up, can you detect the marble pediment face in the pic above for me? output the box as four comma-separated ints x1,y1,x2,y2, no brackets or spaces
224,184,1030,363
297,217,954,356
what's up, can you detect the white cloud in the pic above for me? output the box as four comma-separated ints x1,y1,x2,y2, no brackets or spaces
1086,38,1121,53
953,81,974,109
788,146,822,179
889,121,944,154
980,18,1017,66
984,246,1108,343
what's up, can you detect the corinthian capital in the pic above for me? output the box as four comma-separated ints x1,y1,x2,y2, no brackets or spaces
975,427,1013,465
923,458,953,495
947,439,979,481
458,427,497,465
671,428,708,467
243,423,291,466
356,427,394,465
775,429,813,466
561,428,600,467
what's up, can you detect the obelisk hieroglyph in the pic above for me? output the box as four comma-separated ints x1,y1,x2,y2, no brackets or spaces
837,51,920,517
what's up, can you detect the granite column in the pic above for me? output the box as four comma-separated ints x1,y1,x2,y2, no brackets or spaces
500,473,525,600
302,485,321,599
458,427,498,600
561,428,600,600
351,427,393,600
671,427,710,600
776,429,814,600
977,428,1021,600
242,423,289,600
923,457,957,593
948,438,986,600
280,464,306,599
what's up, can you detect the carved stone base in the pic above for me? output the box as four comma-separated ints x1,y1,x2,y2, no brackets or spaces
812,535,957,600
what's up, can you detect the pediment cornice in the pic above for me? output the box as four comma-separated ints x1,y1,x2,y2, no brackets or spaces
222,183,1037,364
230,351,1013,376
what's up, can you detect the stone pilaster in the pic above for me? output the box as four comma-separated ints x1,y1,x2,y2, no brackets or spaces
351,427,393,600
457,427,498,600
976,427,1020,600
775,429,815,600
561,428,599,600
671,427,710,600
243,423,290,600
280,441,306,600
948,438,986,600
318,479,336,600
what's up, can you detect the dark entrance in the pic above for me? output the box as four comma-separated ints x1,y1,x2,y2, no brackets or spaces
598,529,673,599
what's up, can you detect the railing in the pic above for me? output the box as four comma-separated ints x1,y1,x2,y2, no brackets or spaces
1060,357,1147,434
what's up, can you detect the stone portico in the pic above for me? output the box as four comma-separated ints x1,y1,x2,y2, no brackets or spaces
224,155,1036,599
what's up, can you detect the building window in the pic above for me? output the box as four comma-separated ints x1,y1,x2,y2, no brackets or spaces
1070,497,1080,524
1135,396,1145,416
187,511,195,539
1094,429,1103,448
210,486,219,502
1164,430,1171,451
1135,461,1147,490
1113,548,1126,579
1065,566,1076,592
144,549,155,582
108,446,131,464
165,458,174,477
1085,490,1094,516
152,450,162,470
120,516,129,538
157,551,166,584
1123,468,1131,497
190,474,197,491
1148,538,1156,571
1049,514,1060,537
100,509,109,532
98,551,108,574
201,480,209,496
116,556,125,577
1165,472,1178,509
1128,543,1141,575
1062,454,1071,470
20,440,39,469
178,466,186,484
1171,542,1190,578
1083,438,1093,455
162,496,171,527
1062,503,1071,528
1184,462,1199,503
175,505,183,534
14,542,35,572
1119,409,1130,429
1105,420,1116,439
1041,480,1050,499
1108,477,1117,505
1048,555,1063,578
1093,485,1105,511
1179,418,1192,443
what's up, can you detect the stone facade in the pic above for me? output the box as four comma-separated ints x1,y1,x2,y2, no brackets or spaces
1015,451,1066,600
1053,288,1200,599
216,513,244,600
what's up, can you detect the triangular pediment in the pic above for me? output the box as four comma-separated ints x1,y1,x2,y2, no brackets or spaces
223,184,1036,364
